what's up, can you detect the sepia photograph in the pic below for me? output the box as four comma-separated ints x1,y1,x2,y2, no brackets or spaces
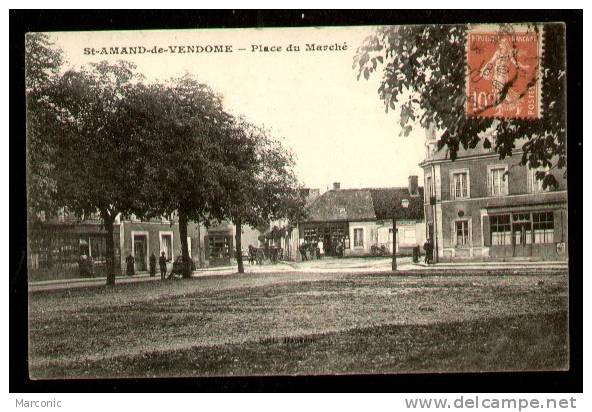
20,14,574,383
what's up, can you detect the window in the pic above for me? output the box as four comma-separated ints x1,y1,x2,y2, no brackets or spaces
451,171,469,199
489,166,508,196
353,228,364,247
209,236,229,259
425,175,432,201
455,220,469,246
490,214,511,245
528,167,550,193
160,233,173,260
303,228,317,243
533,212,554,244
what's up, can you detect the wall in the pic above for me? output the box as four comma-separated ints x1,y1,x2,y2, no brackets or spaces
121,221,202,271
438,154,567,201
346,221,376,256
374,219,426,254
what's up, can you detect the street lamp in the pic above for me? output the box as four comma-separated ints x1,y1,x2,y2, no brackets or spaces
392,198,410,271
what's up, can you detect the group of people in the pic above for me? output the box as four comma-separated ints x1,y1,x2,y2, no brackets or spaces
124,251,170,279
247,245,283,265
299,241,328,260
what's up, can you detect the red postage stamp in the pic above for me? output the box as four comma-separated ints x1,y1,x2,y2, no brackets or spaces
466,24,541,119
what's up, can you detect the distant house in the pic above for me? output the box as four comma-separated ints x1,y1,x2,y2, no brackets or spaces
297,179,425,258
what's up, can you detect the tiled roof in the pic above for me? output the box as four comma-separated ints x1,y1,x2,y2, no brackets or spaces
304,187,424,223
369,188,424,220
305,189,376,222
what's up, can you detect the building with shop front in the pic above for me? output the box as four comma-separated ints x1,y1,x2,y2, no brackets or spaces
28,210,266,280
297,180,425,258
420,129,568,261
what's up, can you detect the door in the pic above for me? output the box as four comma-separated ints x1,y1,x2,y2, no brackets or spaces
512,222,532,257
324,234,332,256
134,235,147,271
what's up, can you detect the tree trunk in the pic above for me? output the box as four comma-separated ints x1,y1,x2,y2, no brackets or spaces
101,210,116,286
178,209,191,279
235,217,244,274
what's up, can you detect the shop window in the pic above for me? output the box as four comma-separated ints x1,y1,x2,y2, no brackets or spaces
533,212,554,244
209,236,230,259
490,214,511,245
303,228,317,243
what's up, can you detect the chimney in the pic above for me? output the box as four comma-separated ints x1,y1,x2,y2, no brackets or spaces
408,175,418,196
333,182,341,190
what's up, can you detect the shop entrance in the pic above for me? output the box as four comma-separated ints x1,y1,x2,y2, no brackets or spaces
512,213,532,257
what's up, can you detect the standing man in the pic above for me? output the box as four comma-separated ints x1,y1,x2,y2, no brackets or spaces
336,239,344,258
125,254,135,276
159,251,167,280
149,253,157,277
299,243,308,261
423,238,433,264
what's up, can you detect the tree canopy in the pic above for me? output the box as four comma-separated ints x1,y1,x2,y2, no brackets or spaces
354,23,566,188
25,33,64,218
214,118,305,273
26,34,306,281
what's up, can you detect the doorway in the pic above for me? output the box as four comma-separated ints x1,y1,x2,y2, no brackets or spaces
133,234,148,271
512,213,532,257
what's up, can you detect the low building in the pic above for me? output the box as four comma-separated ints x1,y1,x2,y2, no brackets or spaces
297,179,425,258
28,211,266,280
420,128,568,261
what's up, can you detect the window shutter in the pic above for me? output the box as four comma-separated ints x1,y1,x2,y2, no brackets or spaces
450,175,455,200
482,215,491,246
486,169,491,196
553,210,563,243
527,169,532,193
451,221,456,247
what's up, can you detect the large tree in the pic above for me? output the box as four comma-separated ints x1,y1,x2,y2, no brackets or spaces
134,76,232,278
25,33,64,219
354,23,566,188
50,61,151,285
216,119,304,274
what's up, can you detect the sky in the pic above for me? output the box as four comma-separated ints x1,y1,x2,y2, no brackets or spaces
48,26,427,191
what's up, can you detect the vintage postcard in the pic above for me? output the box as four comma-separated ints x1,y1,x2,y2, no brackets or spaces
25,22,568,379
